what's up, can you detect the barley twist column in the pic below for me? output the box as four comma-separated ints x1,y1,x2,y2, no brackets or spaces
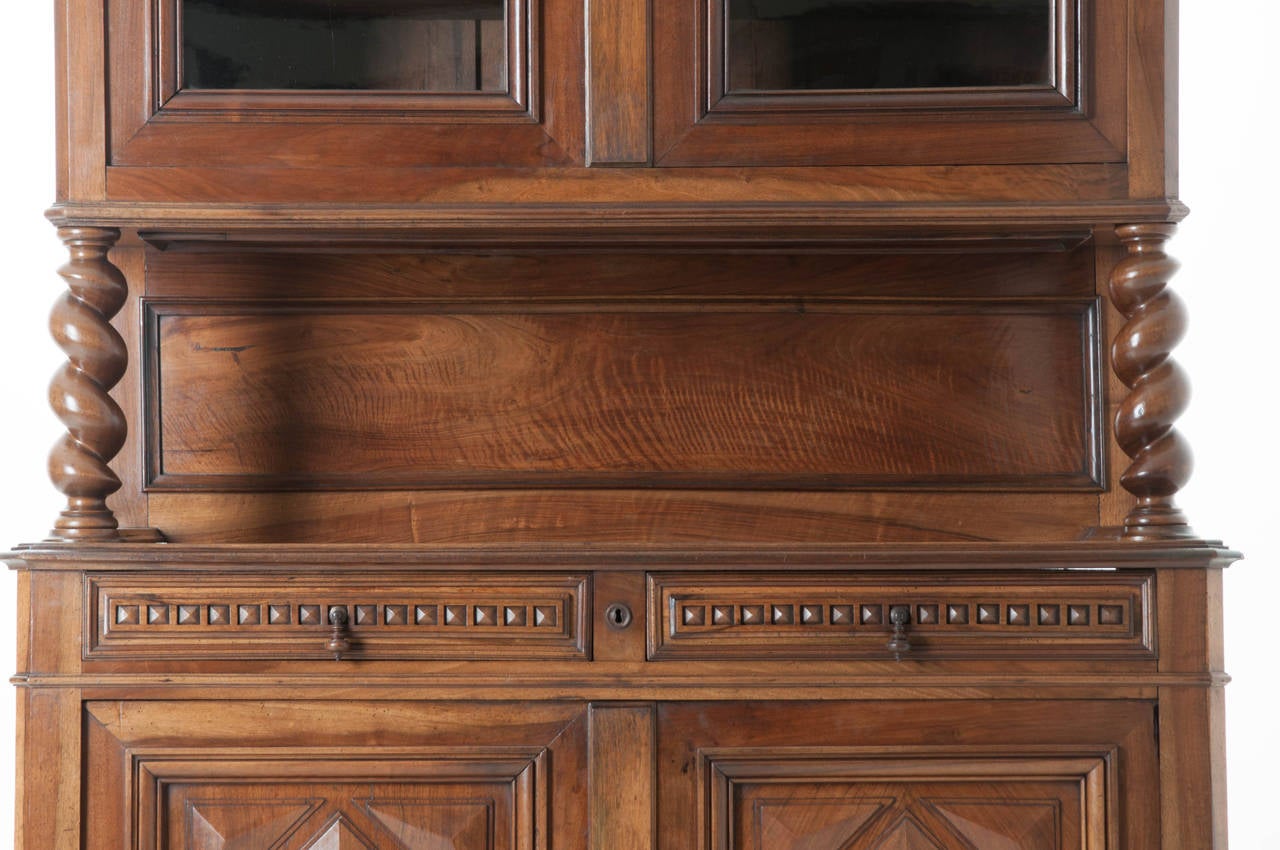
46,227,128,540
1109,223,1196,540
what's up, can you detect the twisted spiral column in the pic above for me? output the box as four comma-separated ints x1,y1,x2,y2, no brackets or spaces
1109,223,1196,540
47,227,128,541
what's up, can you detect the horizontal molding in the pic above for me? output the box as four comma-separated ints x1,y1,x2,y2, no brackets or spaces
6,541,1243,570
46,201,1188,248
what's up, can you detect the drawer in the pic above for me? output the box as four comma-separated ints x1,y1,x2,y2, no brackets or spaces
86,573,589,661
647,572,1154,661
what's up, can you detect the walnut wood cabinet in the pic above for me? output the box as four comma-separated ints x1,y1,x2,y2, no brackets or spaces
8,0,1237,848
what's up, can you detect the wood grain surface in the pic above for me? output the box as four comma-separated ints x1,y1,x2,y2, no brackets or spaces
149,301,1099,490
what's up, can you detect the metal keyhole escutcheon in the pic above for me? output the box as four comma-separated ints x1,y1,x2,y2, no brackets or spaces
605,602,633,630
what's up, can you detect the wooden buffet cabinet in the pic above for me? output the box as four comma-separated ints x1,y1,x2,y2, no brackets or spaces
7,0,1239,848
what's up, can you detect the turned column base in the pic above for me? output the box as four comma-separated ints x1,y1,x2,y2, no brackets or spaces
1122,500,1198,541
49,496,120,541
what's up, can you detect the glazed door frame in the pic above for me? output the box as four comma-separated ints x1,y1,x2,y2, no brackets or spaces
102,0,585,168
652,0,1128,166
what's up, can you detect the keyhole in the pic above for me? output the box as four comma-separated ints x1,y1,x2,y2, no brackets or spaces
604,602,633,630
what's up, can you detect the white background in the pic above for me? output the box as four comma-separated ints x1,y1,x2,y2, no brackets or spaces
1,1,1277,845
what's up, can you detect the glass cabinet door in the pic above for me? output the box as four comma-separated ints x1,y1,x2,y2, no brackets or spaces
182,0,508,92
106,0,583,173
654,0,1126,166
725,0,1054,92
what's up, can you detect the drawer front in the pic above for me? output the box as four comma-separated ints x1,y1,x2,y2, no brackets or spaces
86,573,589,661
648,572,1154,661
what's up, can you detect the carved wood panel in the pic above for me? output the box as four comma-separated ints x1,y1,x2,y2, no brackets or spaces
648,572,1154,660
86,573,589,660
715,756,1103,849
84,701,587,850
658,701,1157,850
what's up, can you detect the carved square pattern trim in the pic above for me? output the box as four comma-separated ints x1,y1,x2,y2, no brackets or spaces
648,572,1154,661
701,747,1115,850
86,573,589,661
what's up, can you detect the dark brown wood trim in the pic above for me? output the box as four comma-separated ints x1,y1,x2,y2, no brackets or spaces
5,540,1244,571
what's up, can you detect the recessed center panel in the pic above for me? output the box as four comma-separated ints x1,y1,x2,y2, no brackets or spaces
147,299,1098,491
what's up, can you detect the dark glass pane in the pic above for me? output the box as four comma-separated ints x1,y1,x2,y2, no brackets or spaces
183,0,507,91
726,0,1053,92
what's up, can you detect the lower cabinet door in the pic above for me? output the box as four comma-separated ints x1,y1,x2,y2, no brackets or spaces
657,701,1158,850
84,701,588,850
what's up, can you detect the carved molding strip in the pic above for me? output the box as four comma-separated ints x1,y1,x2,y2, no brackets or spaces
648,572,1153,660
87,573,589,660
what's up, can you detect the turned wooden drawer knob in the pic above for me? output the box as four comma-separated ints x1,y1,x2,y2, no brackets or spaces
326,606,352,660
887,605,912,660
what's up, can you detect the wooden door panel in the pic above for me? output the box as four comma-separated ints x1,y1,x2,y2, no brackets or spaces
652,0,1126,167
658,701,1158,850
166,774,524,850
84,701,587,850
728,775,1088,850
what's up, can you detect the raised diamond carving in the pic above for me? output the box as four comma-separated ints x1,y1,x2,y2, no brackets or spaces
1068,605,1090,626
115,605,139,625
299,605,322,625
415,605,438,625
1038,605,1061,626
444,605,466,626
740,605,764,625
801,605,823,625
1007,604,1031,625
771,605,794,625
534,605,558,627
757,800,886,850
872,815,945,850
977,604,1000,624
355,605,378,625
930,800,1059,850
916,604,938,625
860,605,883,625
712,605,734,625
474,605,498,626
208,605,231,625
147,605,169,625
831,605,854,625
302,815,376,850
178,604,201,625
1099,605,1125,625
268,604,291,625
383,605,408,625
947,604,969,625
362,800,492,850
683,605,706,626
187,799,316,850
504,606,526,626
237,605,261,626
